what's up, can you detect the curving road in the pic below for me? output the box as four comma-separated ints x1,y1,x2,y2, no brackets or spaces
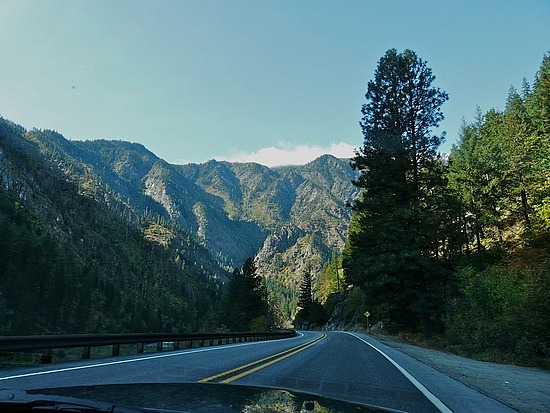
0,331,516,412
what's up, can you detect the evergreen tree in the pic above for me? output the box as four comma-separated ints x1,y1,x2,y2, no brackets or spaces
528,54,550,135
294,266,328,328
297,268,313,310
220,257,270,331
221,268,248,331
343,49,448,332
501,87,536,229
242,257,269,326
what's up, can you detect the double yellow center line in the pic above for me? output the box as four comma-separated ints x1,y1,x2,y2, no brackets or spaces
199,333,326,384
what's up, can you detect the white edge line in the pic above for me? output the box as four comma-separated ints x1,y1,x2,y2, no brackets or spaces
345,332,453,413
0,333,303,382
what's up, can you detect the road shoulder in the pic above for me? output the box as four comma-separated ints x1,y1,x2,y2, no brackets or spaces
357,333,549,413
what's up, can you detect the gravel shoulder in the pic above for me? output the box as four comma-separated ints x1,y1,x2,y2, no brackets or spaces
370,334,549,413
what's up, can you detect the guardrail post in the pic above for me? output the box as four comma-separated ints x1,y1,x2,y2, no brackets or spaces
112,344,120,357
82,346,91,359
157,342,163,352
137,343,144,353
174,341,180,350
40,349,52,363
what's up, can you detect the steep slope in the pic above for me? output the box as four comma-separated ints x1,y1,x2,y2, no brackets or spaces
0,118,227,334
1,115,360,324
10,133,264,269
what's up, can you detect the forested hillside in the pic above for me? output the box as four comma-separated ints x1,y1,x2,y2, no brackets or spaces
0,116,359,333
330,50,549,366
443,55,549,364
0,120,227,334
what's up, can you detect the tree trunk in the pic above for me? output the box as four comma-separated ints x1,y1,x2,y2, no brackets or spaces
521,188,531,228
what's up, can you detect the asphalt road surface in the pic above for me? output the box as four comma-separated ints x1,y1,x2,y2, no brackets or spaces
0,331,516,412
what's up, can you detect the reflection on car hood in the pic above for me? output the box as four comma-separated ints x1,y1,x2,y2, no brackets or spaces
24,383,405,413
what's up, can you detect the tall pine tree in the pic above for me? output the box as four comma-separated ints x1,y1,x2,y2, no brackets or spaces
297,268,313,310
294,266,327,327
343,49,448,333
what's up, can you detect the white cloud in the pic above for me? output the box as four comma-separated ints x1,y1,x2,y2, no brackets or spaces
218,142,356,167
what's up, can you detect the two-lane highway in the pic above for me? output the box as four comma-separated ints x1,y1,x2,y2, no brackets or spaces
228,331,442,412
0,331,516,412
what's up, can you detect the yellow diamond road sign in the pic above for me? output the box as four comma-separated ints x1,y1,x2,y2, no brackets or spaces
364,311,370,318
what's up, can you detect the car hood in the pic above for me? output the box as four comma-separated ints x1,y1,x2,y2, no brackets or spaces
18,382,404,412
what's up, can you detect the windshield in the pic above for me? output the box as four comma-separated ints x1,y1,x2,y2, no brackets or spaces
0,1,548,413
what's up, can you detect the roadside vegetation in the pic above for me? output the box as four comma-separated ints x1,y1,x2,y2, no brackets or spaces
319,50,549,367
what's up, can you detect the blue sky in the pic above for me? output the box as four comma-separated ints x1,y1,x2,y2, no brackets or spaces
0,1,548,167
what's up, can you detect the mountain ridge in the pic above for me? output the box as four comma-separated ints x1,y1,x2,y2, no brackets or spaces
1,116,360,321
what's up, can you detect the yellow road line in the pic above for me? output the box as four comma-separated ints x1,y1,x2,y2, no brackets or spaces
221,333,325,383
199,334,326,384
198,343,310,383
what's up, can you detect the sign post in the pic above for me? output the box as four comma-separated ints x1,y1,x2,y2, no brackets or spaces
364,311,370,334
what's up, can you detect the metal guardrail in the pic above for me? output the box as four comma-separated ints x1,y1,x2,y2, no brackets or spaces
0,330,296,363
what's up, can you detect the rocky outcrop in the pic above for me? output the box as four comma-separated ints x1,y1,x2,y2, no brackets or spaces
179,156,359,282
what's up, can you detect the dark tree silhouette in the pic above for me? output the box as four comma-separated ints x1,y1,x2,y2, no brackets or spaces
343,48,448,333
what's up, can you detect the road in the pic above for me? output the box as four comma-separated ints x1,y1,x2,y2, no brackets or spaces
0,331,516,412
